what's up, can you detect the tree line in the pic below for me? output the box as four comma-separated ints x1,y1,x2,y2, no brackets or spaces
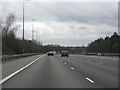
1,13,119,55
1,13,85,55
1,13,43,55
86,32,120,53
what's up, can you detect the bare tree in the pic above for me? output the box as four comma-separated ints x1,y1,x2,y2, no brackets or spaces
1,13,19,38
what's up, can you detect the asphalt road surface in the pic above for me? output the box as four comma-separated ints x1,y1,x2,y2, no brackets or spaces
1,54,118,88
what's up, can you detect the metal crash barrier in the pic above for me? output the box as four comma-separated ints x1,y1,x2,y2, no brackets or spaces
1,53,37,61
85,53,120,57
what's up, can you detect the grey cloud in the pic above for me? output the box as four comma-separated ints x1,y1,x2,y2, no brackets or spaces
2,2,118,46
2,2,117,27
40,2,117,27
42,36,92,46
79,27,87,30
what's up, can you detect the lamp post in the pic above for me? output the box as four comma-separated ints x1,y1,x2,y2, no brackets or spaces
22,0,25,40
22,0,30,53
32,19,37,41
22,0,30,40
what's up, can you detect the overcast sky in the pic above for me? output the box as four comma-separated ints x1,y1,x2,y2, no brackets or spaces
1,0,118,46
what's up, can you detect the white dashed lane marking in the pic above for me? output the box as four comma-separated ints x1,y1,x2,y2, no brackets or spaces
86,77,94,83
60,58,95,84
70,67,74,70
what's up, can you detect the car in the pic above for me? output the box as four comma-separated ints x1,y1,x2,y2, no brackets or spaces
53,51,57,55
47,51,54,56
97,53,101,56
61,50,69,57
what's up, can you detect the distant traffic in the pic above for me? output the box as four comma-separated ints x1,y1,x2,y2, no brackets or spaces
47,50,69,57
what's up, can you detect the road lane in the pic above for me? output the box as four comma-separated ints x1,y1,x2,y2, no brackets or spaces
3,55,99,88
55,55,118,88
2,54,118,88
79,55,118,67
2,54,44,78
1,55,45,85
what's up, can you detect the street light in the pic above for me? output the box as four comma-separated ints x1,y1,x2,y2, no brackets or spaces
32,19,37,41
22,0,30,53
22,0,24,40
22,0,30,40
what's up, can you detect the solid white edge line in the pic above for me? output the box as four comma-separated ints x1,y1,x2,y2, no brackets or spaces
86,77,94,83
0,54,45,84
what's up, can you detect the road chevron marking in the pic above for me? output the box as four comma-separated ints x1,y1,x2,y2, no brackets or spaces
86,77,94,83
0,54,45,84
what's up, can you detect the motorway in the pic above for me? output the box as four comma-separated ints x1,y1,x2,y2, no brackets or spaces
1,54,118,88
